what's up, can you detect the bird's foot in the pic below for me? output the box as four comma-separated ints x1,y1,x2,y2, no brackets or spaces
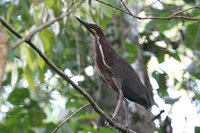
112,116,117,121
104,115,118,127
125,120,130,129
104,121,110,127
124,125,129,133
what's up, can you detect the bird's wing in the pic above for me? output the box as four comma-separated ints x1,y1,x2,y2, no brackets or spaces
113,55,153,109
98,68,118,92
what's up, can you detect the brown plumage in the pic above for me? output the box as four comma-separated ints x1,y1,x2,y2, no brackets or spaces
75,17,154,110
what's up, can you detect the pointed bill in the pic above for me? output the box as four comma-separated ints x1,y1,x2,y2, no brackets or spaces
75,16,96,36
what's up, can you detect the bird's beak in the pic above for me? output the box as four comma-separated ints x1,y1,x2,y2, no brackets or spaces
75,16,96,36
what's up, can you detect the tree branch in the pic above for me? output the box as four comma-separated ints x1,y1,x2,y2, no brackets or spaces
51,103,90,133
95,0,200,21
0,18,136,133
169,4,200,18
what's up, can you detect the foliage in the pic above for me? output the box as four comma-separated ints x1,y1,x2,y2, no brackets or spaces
0,0,200,133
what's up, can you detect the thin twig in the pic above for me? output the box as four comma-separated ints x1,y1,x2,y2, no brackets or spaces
192,23,200,49
95,0,200,21
51,103,90,133
0,18,136,133
120,0,132,15
96,0,138,18
169,4,200,18
156,0,172,14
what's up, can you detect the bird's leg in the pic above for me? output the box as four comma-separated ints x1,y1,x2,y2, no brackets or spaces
111,78,123,120
105,90,123,127
112,78,130,128
122,98,129,127
112,89,123,119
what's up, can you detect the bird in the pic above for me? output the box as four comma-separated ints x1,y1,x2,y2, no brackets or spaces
75,17,154,125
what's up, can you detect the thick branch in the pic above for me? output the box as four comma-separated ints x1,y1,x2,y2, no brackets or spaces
0,18,136,133
96,0,200,21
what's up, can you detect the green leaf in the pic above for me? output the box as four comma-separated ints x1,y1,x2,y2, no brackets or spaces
4,108,28,132
157,53,164,63
124,42,138,63
146,20,179,33
78,112,98,120
39,28,55,56
6,3,14,21
37,56,45,70
153,71,168,97
0,124,9,133
45,123,57,133
183,0,195,3
185,22,200,50
195,126,200,132
24,65,35,88
8,88,29,105
26,46,37,72
100,0,116,18
88,0,92,5
4,100,46,132
79,125,96,132
38,66,46,83
28,102,46,127
46,0,54,8
98,127,117,133
168,52,180,61
194,93,200,100
50,1,62,16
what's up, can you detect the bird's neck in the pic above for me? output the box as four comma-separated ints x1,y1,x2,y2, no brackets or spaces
94,34,115,54
92,35,115,70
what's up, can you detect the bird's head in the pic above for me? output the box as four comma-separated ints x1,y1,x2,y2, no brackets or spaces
75,16,103,37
